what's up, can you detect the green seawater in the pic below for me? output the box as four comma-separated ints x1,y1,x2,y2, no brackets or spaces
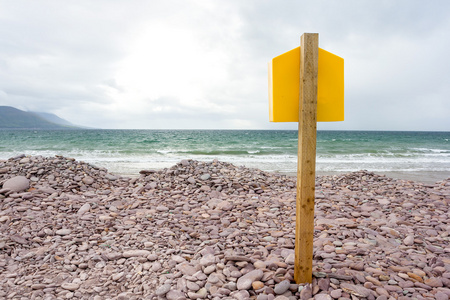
0,130,449,183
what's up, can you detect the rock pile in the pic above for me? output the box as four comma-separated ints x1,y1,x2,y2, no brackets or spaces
0,155,449,299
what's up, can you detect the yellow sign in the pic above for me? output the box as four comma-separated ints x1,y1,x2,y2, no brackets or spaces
269,47,344,122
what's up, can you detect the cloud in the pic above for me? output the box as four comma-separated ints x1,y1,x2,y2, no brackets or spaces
0,0,449,130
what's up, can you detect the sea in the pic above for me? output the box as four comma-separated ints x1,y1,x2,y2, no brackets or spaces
0,130,449,183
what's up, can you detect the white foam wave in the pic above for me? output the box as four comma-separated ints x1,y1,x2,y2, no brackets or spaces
247,150,260,154
2,147,449,178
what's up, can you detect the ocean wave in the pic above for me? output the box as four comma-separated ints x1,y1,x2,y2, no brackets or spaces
156,149,287,156
411,147,450,153
1,130,449,178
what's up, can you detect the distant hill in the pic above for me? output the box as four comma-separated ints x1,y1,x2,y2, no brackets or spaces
32,111,76,127
0,106,80,129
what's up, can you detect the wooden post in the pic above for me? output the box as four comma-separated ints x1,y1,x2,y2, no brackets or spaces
294,33,319,284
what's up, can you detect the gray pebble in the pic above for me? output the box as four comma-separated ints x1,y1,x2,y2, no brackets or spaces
2,176,29,192
274,280,291,294
155,284,171,296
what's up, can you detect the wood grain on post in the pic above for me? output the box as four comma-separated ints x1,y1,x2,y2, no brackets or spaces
295,33,319,284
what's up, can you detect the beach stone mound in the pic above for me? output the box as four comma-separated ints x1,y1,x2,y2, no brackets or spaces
2,175,30,192
0,154,449,299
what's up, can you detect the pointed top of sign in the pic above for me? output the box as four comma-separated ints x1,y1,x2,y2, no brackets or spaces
269,47,344,122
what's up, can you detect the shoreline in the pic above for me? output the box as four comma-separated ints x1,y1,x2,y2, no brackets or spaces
2,153,449,184
1,129,449,186
84,158,449,185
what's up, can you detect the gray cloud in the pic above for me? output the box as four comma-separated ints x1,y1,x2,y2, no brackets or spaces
0,0,449,130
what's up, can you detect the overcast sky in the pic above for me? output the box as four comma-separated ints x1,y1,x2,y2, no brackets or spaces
0,1,449,130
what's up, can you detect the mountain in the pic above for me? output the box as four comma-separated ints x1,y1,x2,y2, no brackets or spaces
32,111,75,127
0,106,80,129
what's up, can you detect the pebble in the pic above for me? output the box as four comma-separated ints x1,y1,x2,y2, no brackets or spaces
2,175,30,192
122,250,151,258
314,294,332,300
366,276,382,286
318,278,330,291
82,176,94,185
300,284,312,299
274,280,291,294
155,284,171,296
231,290,250,300
55,228,72,235
424,277,443,287
435,292,449,300
0,156,448,299
177,263,198,276
77,203,91,214
112,271,124,281
166,290,186,300
237,269,264,290
329,289,342,298
200,174,211,180
403,235,415,246
61,282,80,291
340,283,372,297
252,281,265,290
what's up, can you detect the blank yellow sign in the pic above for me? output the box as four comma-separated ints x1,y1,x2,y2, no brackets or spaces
269,47,344,122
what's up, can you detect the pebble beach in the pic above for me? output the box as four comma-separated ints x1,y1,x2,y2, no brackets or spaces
0,155,449,300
